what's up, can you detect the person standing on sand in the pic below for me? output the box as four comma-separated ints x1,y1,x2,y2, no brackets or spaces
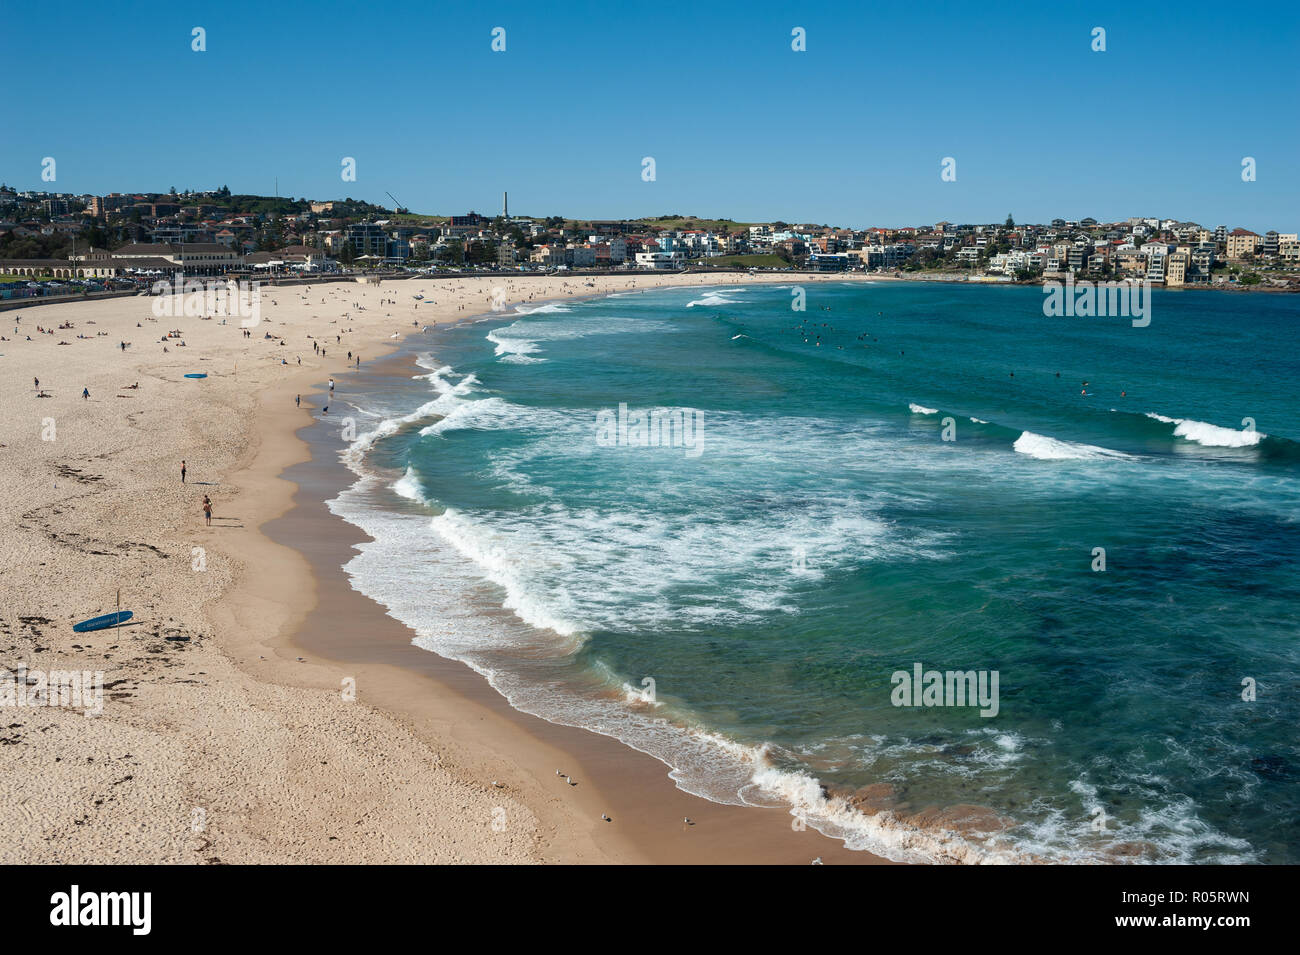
181,460,187,483
296,394,301,407
82,387,89,400
203,498,212,526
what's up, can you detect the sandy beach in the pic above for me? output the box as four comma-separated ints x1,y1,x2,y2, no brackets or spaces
0,269,890,864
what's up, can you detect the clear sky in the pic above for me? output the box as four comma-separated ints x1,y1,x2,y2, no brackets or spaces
5,0,1297,231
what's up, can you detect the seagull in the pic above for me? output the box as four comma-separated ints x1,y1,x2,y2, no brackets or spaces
601,814,611,822
811,857,823,865
568,778,577,786
684,818,694,826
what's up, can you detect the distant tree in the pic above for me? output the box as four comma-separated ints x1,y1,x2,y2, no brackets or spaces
466,240,496,265
1005,214,1015,228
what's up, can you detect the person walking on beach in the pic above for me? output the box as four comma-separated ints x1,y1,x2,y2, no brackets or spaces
82,387,89,400
181,460,187,483
203,498,212,526
328,377,335,394
295,394,301,407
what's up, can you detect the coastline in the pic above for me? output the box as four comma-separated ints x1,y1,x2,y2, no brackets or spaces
0,270,890,863
266,354,888,864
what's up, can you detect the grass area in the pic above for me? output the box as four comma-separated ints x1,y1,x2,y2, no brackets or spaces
0,273,59,283
692,254,788,269
388,212,449,224
633,217,753,232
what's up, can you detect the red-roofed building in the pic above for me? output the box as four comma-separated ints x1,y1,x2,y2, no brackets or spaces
1226,228,1261,260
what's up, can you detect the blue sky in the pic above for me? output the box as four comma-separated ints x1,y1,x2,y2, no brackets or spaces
4,0,1297,230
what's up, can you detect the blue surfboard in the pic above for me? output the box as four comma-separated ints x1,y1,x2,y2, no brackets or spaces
72,611,133,633
184,373,207,379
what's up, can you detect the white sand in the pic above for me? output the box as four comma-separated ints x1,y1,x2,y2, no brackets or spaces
0,270,871,863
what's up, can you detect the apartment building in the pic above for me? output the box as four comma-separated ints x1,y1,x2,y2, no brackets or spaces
1225,229,1261,260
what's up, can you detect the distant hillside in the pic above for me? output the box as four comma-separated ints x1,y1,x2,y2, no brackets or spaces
632,215,754,232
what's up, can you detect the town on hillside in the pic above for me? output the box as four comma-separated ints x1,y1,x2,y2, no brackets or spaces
2,184,1297,297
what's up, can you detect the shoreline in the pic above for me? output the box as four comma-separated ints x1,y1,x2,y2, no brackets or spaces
265,353,887,864
256,278,894,863
0,270,891,863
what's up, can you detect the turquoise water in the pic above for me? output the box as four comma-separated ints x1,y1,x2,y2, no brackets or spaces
331,281,1300,863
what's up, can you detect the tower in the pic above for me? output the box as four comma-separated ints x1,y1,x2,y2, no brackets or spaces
504,191,508,219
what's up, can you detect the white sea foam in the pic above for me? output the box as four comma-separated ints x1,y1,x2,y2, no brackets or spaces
484,314,673,363
1145,412,1263,447
391,466,424,502
1013,431,1128,461
908,403,939,415
512,302,572,315
343,364,479,465
686,289,742,308
486,329,543,359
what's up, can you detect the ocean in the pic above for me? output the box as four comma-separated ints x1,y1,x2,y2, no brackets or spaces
327,279,1300,863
